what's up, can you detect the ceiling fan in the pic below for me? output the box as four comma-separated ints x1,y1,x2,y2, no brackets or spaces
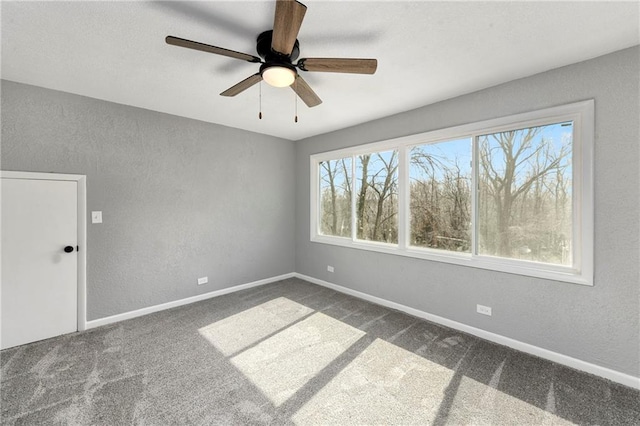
166,0,378,108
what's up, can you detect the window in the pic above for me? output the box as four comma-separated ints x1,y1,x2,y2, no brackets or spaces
355,151,398,243
477,123,573,265
409,138,472,252
319,158,352,238
310,101,594,285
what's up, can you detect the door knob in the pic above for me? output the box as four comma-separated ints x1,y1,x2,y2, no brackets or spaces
64,246,75,253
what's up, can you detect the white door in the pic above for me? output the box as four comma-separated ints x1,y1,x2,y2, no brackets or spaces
1,177,78,349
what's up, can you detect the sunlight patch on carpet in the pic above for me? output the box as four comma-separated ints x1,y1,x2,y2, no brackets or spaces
292,338,455,424
445,376,574,424
292,337,575,425
198,297,313,356
230,312,365,406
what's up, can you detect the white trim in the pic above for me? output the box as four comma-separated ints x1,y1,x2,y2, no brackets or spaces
294,273,640,390
77,177,87,331
310,100,594,286
310,156,318,240
1,171,88,333
310,101,592,162
85,273,295,329
1,171,84,181
397,145,409,249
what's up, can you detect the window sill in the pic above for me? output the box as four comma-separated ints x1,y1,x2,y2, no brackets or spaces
311,235,592,286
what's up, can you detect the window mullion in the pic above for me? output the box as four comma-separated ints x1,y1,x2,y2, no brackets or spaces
471,134,479,256
351,155,356,242
397,146,408,250
311,159,318,240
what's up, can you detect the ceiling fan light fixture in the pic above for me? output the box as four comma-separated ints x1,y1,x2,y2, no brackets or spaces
262,65,296,87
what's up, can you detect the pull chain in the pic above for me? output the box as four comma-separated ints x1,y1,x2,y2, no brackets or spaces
258,81,263,120
294,79,298,123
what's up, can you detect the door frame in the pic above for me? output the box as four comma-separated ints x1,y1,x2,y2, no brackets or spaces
1,170,88,332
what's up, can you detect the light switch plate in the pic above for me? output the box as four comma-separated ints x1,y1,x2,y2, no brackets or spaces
92,211,102,224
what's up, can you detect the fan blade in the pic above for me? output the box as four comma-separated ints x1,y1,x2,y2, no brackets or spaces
166,36,262,63
291,75,322,107
298,58,378,74
220,73,263,97
272,0,307,56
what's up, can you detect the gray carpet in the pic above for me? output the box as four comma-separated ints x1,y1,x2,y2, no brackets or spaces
1,278,639,425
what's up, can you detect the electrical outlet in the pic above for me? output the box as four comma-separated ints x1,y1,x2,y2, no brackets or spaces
477,304,492,316
327,265,334,273
197,277,208,285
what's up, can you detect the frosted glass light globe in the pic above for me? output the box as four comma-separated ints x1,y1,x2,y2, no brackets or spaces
262,66,296,87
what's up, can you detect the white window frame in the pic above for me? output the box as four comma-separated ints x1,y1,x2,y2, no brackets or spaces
310,100,594,285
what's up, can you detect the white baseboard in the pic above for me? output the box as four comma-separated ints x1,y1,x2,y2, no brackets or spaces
85,273,295,330
294,273,640,390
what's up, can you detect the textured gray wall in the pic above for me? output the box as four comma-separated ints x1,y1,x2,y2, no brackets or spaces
1,81,296,320
295,47,640,377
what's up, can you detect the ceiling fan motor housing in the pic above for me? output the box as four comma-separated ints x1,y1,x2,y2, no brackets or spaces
257,30,300,63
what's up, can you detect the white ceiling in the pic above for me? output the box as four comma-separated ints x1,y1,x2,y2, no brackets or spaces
2,1,638,141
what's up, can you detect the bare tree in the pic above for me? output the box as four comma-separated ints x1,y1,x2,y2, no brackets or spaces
410,151,471,251
479,128,570,257
370,151,398,240
320,158,352,237
356,152,398,242
356,154,370,239
320,160,338,234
